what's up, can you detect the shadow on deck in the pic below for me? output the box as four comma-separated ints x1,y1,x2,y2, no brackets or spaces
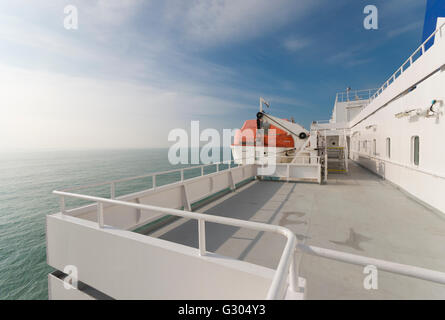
147,160,445,299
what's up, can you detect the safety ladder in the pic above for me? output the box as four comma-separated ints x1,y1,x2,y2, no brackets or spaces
326,130,348,174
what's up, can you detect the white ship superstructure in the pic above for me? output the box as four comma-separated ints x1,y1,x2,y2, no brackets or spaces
46,10,445,300
315,16,445,214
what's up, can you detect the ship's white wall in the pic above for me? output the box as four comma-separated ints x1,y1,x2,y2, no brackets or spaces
46,214,275,299
350,23,445,129
334,101,367,123
350,60,445,213
347,105,365,121
344,20,445,214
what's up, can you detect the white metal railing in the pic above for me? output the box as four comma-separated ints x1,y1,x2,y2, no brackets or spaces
61,160,241,200
370,21,445,102
298,243,445,286
52,190,299,300
258,157,322,184
314,120,332,124
59,152,322,213
336,89,378,103
53,188,445,298
288,156,320,164
351,151,445,181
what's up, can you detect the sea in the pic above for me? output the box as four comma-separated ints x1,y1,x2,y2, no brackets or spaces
0,148,226,300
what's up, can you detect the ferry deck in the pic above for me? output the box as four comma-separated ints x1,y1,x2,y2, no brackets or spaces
148,161,445,299
45,6,445,299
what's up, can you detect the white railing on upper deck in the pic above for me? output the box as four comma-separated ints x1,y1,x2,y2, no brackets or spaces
284,155,320,164
61,160,243,202
298,243,445,287
52,156,445,299
370,20,445,102
313,120,332,124
52,190,299,300
336,89,378,103
52,189,445,299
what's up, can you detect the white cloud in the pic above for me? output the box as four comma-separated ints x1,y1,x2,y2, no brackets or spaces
162,0,319,46
326,43,373,68
0,64,254,149
283,37,311,52
0,14,101,63
387,21,423,38
83,0,144,26
0,1,318,149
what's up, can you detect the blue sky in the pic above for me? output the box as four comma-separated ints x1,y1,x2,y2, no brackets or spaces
0,0,427,149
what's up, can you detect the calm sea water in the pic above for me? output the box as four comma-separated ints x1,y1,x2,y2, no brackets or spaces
0,148,215,300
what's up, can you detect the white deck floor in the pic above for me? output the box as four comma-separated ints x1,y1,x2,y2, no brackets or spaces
148,161,445,299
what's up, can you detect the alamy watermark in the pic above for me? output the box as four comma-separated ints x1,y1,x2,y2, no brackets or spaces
363,5,378,30
63,265,78,290
363,265,378,290
64,5,78,30
167,121,277,175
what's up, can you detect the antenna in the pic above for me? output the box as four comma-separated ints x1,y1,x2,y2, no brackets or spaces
259,97,270,112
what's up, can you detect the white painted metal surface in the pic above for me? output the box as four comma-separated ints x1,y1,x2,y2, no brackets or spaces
258,160,321,184
369,20,445,103
320,19,445,214
298,244,445,286
46,158,445,299
59,162,256,230
50,190,299,299
47,182,445,299
47,213,283,299
45,17,445,301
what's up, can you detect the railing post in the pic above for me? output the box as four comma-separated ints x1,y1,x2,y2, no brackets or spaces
180,169,184,182
182,184,192,211
325,151,328,182
153,175,156,189
289,250,299,292
198,219,206,256
97,202,104,228
60,196,65,215
216,163,219,172
201,166,204,176
110,182,115,199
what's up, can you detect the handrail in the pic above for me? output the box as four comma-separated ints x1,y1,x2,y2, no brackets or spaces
298,243,445,285
351,151,445,181
314,120,332,124
62,160,240,195
288,156,321,164
62,153,318,197
52,190,299,300
370,21,445,102
336,89,378,103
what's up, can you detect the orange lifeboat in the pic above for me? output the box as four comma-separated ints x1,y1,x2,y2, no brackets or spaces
232,119,294,148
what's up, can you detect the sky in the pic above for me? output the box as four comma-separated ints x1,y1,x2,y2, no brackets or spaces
0,0,427,149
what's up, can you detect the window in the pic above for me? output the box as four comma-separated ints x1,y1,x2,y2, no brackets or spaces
363,141,367,152
373,139,377,156
411,136,420,166
386,138,391,159
358,140,360,152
